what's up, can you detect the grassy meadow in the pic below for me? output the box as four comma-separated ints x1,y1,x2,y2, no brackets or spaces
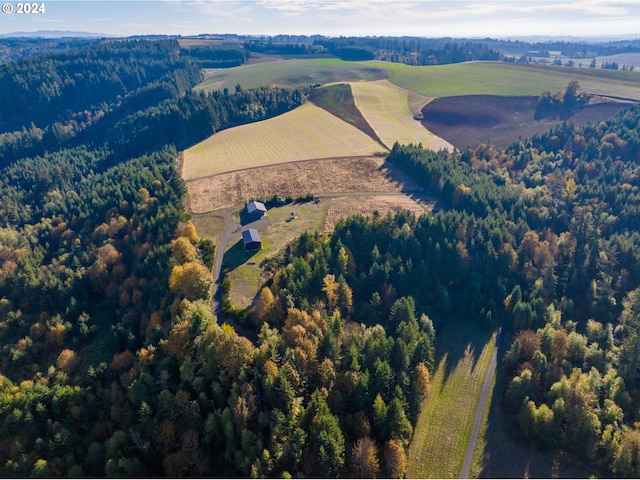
181,102,384,180
194,58,640,101
349,80,453,151
374,60,640,100
195,58,387,93
407,319,495,479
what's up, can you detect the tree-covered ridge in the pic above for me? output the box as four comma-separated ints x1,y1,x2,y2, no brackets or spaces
0,39,310,477
0,39,202,131
490,107,640,476
0,37,105,64
180,46,248,68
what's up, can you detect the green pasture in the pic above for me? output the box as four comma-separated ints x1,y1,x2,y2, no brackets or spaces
407,319,495,479
225,202,327,309
196,58,640,101
195,58,387,93
374,61,640,100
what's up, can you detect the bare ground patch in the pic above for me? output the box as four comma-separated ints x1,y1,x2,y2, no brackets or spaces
185,156,424,214
422,94,635,150
323,194,432,231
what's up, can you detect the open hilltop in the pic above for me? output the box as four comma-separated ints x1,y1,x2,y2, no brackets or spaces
195,58,388,92
181,102,383,181
349,79,453,150
182,56,640,320
196,58,640,99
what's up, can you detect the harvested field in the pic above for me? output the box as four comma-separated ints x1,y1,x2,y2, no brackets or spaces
422,94,635,150
309,83,383,145
349,80,453,151
185,157,423,213
323,194,431,231
181,102,383,180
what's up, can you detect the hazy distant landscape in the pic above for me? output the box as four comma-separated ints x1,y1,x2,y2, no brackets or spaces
1,27,640,479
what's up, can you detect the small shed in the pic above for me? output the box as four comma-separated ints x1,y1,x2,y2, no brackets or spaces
246,200,267,219
242,229,262,251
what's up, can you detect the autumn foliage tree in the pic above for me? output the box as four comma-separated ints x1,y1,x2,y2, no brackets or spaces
169,261,213,301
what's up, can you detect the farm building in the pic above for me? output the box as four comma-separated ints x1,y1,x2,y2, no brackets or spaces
246,200,267,219
242,229,262,251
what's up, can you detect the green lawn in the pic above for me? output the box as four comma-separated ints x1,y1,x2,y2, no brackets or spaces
225,202,327,309
407,319,495,479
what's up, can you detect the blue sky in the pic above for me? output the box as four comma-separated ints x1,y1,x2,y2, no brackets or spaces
1,0,639,39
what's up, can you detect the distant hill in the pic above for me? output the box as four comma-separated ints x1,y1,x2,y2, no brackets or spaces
0,30,112,38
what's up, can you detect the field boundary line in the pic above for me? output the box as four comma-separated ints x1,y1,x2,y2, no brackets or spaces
183,155,386,183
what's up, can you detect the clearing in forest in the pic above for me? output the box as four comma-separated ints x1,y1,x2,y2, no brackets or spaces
348,79,454,151
407,320,495,479
323,194,431,231
181,102,384,180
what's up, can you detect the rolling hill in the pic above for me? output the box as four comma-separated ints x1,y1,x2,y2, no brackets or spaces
181,102,383,180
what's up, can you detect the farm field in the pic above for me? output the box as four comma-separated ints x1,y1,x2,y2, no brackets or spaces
195,58,387,93
422,94,633,150
371,61,640,100
194,58,640,101
185,157,423,213
407,320,495,479
181,102,384,180
566,52,640,70
349,80,453,151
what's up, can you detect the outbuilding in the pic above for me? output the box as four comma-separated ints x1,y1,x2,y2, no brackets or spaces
242,229,262,251
246,200,267,219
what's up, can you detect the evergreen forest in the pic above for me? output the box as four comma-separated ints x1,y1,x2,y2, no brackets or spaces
1,36,640,478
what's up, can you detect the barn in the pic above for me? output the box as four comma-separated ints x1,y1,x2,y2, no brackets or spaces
246,200,267,219
242,229,262,251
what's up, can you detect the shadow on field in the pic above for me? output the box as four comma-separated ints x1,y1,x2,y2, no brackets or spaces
380,160,448,212
222,240,259,272
434,318,492,389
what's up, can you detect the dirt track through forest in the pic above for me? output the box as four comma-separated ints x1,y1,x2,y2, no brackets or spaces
459,328,501,479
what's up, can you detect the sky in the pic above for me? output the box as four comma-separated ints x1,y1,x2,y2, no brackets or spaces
1,0,639,39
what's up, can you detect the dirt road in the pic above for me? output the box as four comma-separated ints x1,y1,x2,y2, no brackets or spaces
459,328,501,479
211,209,238,318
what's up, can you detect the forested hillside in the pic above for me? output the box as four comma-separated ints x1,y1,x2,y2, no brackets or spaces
0,39,309,477
2,34,640,478
383,107,640,476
